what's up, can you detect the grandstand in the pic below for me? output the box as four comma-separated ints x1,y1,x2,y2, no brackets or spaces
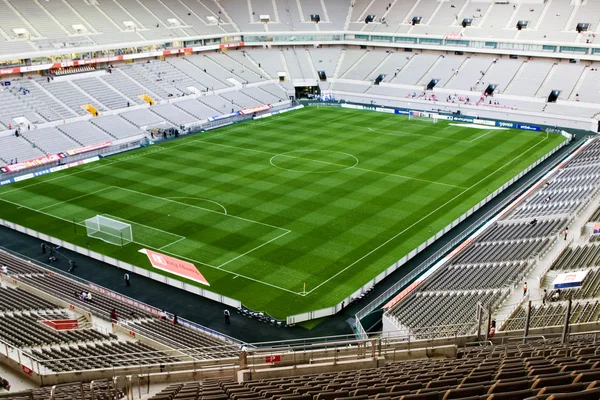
1,0,600,398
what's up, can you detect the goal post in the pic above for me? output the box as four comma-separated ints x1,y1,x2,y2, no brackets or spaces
408,111,438,123
85,215,132,246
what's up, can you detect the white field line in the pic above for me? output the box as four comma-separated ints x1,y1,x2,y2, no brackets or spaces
367,126,470,143
469,130,496,142
167,196,228,214
194,140,467,189
0,193,301,295
35,187,112,212
217,230,291,269
304,136,550,295
158,236,187,251
112,186,290,233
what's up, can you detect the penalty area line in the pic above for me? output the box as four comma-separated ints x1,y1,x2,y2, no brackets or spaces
0,196,302,296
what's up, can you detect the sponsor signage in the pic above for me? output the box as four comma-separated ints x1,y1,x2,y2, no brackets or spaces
240,104,272,115
452,116,474,123
89,283,160,315
142,249,210,286
265,355,281,363
496,121,515,128
474,119,496,126
1,154,63,173
219,42,244,49
66,141,112,156
253,105,304,120
0,157,99,186
444,32,463,40
22,365,33,376
517,124,541,131
394,109,410,115
208,112,239,122
14,173,34,182
553,270,589,289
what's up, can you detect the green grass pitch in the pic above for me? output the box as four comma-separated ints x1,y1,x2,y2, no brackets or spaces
0,107,565,319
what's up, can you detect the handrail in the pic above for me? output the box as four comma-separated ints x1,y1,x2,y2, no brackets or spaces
50,382,83,400
0,390,33,399
462,340,493,352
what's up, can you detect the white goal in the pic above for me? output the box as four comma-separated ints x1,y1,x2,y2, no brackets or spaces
408,111,438,123
85,215,133,246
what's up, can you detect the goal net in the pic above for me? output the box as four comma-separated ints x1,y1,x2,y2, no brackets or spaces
85,215,132,246
408,111,438,123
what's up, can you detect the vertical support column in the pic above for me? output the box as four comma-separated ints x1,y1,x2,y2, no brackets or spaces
476,302,482,340
524,300,532,341
562,297,572,344
485,307,492,341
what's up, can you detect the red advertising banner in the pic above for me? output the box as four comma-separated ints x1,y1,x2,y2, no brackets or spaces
144,249,210,286
240,104,271,115
220,42,245,49
88,283,161,315
444,32,463,40
265,355,281,363
2,154,63,172
22,365,32,376
66,141,112,156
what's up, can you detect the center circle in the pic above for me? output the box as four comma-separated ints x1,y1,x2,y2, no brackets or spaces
270,150,359,174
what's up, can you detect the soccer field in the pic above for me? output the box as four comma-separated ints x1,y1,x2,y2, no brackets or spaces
0,107,565,319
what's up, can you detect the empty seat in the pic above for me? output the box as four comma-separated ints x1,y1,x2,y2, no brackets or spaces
537,383,586,395
398,392,441,400
488,380,531,394
486,389,536,399
531,376,574,389
573,371,600,383
442,385,486,399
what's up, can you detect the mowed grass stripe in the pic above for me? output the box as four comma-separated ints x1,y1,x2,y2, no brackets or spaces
0,107,565,317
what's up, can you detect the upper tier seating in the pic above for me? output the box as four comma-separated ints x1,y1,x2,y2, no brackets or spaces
0,0,599,55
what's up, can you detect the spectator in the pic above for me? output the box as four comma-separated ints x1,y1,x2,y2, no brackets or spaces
563,228,568,240
85,292,93,302
0,265,7,275
80,291,87,301
552,290,561,302
489,320,496,339
224,309,231,324
110,308,118,322
124,272,130,286
172,314,178,325
542,289,548,305
0,378,10,391
523,282,528,296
